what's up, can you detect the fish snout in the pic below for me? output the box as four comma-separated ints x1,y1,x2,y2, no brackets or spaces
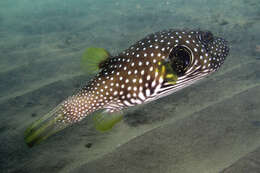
199,32,229,71
210,37,229,69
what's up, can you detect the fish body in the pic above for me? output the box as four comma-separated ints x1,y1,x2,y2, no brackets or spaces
62,29,229,123
25,29,229,147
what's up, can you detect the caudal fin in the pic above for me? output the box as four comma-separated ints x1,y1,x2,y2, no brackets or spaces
24,105,70,147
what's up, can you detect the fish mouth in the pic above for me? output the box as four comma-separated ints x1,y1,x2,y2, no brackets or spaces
24,105,70,147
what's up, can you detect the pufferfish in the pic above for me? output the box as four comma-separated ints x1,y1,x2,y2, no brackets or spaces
25,29,229,147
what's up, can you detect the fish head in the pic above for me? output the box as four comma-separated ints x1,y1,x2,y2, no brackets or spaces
146,30,230,99
166,30,229,80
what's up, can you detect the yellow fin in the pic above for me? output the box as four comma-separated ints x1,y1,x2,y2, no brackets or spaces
24,105,70,148
93,111,123,132
81,47,110,74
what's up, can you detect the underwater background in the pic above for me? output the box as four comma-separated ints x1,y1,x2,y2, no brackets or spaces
0,0,260,172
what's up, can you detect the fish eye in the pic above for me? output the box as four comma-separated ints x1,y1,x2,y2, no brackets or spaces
169,45,192,76
199,31,214,44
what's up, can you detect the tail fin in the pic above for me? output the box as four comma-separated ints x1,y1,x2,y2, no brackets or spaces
24,104,71,147
24,91,99,148
25,47,112,147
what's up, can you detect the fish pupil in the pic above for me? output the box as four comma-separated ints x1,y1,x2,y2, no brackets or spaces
169,46,191,76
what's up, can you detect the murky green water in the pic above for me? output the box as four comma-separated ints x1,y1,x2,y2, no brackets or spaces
0,0,260,172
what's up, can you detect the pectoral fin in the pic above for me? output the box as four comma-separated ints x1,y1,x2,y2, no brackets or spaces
81,47,110,74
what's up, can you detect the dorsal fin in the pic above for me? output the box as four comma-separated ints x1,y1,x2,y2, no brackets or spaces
81,47,110,74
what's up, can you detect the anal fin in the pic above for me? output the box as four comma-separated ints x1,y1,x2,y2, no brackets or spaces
93,110,123,132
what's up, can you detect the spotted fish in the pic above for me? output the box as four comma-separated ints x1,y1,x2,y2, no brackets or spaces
25,29,229,147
